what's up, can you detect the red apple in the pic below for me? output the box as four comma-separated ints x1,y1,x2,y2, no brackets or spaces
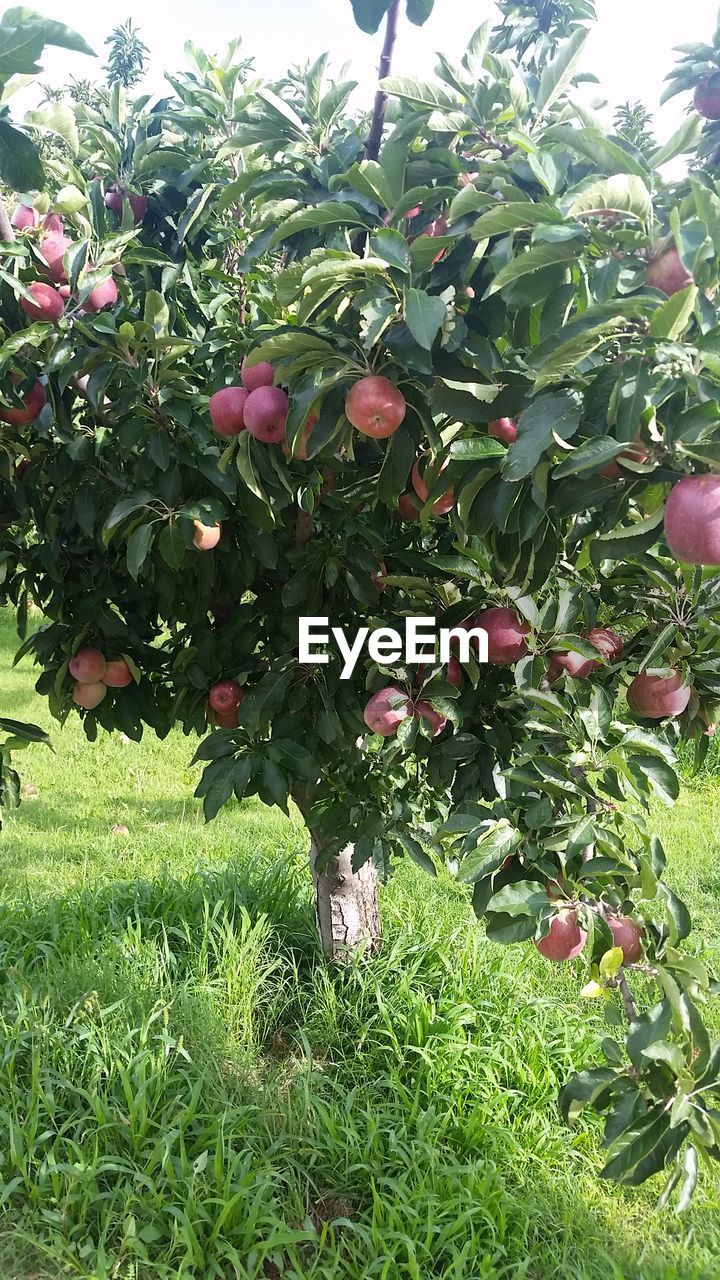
646,248,694,296
535,908,587,961
208,678,244,715
694,75,720,120
241,358,275,393
371,560,387,590
551,628,623,679
414,699,447,736
0,379,46,426
473,606,530,665
488,417,517,445
363,685,412,737
627,670,692,720
104,659,133,688
244,386,288,443
193,519,221,550
599,441,650,480
69,647,107,683
398,492,421,520
345,375,406,439
209,386,248,437
105,186,147,223
664,474,720,565
417,655,463,688
84,278,118,314
208,704,240,728
411,453,454,515
72,680,107,709
11,204,38,231
20,282,64,323
39,231,71,284
41,213,63,235
607,915,644,964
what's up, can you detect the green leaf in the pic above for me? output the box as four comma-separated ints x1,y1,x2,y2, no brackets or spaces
266,201,371,249
503,391,581,482
369,228,412,273
346,160,395,210
552,437,625,478
126,523,154,580
650,114,703,169
404,287,446,349
350,0,393,33
406,0,434,24
536,28,589,114
396,830,437,875
457,821,522,883
24,101,78,155
486,240,580,297
559,1068,618,1124
486,880,548,918
0,120,42,189
567,175,651,223
379,76,460,111
649,284,698,341
469,200,564,240
157,523,186,570
2,9,95,56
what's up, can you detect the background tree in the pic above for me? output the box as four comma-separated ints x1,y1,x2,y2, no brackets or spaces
2,0,720,1205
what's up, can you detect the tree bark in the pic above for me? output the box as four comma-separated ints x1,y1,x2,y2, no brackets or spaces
310,837,381,960
364,0,401,162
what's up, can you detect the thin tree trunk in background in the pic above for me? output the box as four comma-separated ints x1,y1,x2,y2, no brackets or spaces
364,0,401,161
310,837,381,960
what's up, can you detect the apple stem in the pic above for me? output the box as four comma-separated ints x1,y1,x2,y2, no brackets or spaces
364,0,401,162
0,196,15,244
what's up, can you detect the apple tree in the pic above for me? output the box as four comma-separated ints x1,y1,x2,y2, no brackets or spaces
2,0,720,1202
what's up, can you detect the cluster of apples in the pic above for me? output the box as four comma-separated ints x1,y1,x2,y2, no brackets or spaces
206,678,244,728
12,204,120,324
69,646,133,709
210,359,289,444
536,905,644,965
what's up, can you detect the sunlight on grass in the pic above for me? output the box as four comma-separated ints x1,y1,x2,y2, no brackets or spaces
0,609,719,1279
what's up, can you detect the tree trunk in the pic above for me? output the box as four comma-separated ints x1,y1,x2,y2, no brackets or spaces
310,838,381,960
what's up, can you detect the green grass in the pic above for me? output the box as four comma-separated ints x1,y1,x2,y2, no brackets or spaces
0,609,719,1279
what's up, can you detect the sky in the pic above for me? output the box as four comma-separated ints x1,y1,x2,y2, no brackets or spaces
20,0,720,145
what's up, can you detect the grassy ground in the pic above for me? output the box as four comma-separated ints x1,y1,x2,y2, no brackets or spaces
0,609,719,1279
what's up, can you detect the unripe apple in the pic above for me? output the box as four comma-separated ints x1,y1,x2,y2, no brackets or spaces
411,453,454,515
694,75,720,120
607,915,644,964
646,248,694,296
20,282,64,323
535,908,587,961
104,659,133,688
363,685,412,737
473,606,530,665
488,417,517,445
552,628,623,678
627,669,692,720
84,277,118,314
39,231,71,284
72,680,107,709
193,519,221,550
11,204,38,231
414,699,448,736
398,492,421,520
241,358,275,393
208,679,244,715
345,375,406,439
244,386,288,443
664,474,720,565
0,379,46,426
209,386,248,437
69,647,107,683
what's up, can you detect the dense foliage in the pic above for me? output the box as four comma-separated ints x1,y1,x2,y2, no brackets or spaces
2,0,720,1204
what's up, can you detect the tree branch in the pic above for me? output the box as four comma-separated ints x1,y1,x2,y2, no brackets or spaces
364,0,401,162
616,972,638,1023
0,195,15,244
